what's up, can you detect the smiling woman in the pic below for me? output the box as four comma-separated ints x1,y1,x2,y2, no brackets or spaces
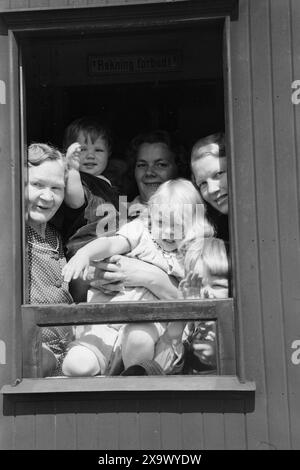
134,141,178,203
125,130,188,215
27,147,66,237
26,144,74,376
191,133,229,241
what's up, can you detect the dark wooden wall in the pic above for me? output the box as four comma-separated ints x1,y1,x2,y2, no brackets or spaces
0,0,300,449
0,0,188,11
230,0,300,449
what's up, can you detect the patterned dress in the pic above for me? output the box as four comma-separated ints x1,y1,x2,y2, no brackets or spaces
26,224,74,375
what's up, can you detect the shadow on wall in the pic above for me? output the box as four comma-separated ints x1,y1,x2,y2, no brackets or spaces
3,390,255,416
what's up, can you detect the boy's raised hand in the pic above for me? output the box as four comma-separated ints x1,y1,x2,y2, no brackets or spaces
66,142,81,171
62,251,90,282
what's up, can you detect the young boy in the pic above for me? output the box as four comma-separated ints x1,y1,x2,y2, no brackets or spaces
56,116,120,301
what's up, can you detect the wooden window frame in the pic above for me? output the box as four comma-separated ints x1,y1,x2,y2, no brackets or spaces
0,0,255,394
22,300,235,378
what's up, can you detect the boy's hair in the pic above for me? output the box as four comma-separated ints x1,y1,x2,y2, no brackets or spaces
146,178,214,239
191,132,225,164
63,116,113,154
183,237,228,279
27,143,67,178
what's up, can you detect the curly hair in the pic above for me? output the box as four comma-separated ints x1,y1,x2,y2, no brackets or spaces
27,143,68,180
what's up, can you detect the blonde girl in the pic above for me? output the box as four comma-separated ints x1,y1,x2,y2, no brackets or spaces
180,236,229,372
62,178,213,376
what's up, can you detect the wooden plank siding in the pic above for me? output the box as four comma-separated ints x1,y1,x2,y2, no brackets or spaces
289,0,300,450
230,0,298,449
0,30,12,452
267,0,295,449
250,0,290,448
35,400,56,449
0,27,21,450
229,0,270,449
0,0,191,13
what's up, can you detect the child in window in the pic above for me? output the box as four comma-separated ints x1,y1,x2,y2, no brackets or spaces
58,116,120,301
61,178,213,376
179,236,229,373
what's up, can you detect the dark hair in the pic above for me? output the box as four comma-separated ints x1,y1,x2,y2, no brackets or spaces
63,116,113,155
124,130,188,199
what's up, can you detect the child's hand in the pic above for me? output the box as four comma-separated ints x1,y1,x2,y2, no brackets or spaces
62,251,90,282
66,142,81,171
191,323,216,366
179,272,202,299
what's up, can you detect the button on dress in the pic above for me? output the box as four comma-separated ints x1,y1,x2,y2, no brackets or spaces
26,224,74,375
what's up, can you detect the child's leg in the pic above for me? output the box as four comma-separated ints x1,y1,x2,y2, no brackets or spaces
41,344,57,377
164,321,186,341
154,321,186,374
41,326,74,376
121,323,159,369
62,325,118,376
62,344,103,376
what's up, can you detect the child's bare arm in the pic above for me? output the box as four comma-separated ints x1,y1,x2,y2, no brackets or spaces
64,143,85,209
62,235,130,282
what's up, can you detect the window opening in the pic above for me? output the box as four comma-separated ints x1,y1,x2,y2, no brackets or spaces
21,20,232,380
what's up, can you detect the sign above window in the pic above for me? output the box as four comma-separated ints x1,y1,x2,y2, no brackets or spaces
88,52,181,75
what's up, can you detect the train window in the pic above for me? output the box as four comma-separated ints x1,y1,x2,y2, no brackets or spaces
0,1,252,392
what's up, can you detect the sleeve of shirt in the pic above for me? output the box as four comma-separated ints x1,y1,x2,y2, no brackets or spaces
166,256,185,280
51,198,88,243
116,219,145,251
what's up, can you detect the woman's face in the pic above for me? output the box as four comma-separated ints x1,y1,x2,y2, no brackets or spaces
27,159,65,231
134,142,178,202
192,154,228,215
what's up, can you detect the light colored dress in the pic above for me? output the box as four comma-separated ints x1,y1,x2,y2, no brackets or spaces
88,218,184,303
72,217,185,374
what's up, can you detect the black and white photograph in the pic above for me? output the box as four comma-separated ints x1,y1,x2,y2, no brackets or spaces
0,0,299,455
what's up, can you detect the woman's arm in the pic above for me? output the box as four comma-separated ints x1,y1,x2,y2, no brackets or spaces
90,255,179,300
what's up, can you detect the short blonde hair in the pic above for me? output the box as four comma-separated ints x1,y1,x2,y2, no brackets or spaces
146,178,214,238
183,237,228,278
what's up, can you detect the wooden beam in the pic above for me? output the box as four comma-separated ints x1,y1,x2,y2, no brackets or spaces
1,1,239,35
22,299,234,325
22,308,42,379
1,375,255,394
